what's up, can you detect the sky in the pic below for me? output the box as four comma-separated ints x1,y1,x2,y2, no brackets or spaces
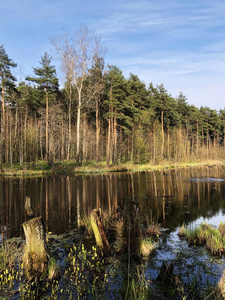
1,0,225,110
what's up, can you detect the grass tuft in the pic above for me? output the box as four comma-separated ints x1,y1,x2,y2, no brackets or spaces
178,223,225,255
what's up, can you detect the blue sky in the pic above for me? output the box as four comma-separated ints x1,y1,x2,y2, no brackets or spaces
1,0,225,110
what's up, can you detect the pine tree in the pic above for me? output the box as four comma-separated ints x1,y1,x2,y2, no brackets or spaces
126,73,148,163
0,45,17,163
26,52,59,161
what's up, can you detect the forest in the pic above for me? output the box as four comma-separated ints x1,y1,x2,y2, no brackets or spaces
1,27,225,167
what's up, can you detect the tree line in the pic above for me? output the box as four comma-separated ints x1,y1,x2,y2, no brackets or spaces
1,26,225,166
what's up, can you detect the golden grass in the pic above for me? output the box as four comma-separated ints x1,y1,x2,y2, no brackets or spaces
140,238,155,257
1,159,224,177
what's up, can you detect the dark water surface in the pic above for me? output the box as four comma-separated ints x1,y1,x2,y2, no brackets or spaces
1,164,225,240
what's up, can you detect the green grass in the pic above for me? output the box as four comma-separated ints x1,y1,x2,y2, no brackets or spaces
178,222,225,255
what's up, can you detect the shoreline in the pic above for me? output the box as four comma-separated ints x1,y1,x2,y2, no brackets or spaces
0,160,224,177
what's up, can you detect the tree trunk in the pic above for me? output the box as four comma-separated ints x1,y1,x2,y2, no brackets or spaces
9,110,12,167
35,113,38,164
5,109,8,163
112,109,117,165
76,91,81,166
131,126,134,164
96,98,100,162
161,109,164,160
82,115,87,164
67,81,72,160
61,118,64,160
153,122,156,165
19,118,24,166
0,84,5,164
24,104,28,162
167,129,170,161
106,107,111,167
196,119,199,158
45,90,49,162
40,117,43,161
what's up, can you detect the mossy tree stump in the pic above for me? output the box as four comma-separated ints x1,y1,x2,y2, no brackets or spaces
22,217,49,275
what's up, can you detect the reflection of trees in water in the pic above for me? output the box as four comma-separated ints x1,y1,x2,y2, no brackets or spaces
45,180,48,233
67,176,71,229
1,165,225,239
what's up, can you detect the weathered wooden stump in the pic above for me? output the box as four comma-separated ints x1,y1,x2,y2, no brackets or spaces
90,209,109,251
22,217,48,275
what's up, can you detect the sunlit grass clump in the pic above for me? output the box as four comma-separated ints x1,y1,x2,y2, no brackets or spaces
140,238,156,257
178,222,225,255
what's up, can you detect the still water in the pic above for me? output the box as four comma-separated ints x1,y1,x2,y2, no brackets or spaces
1,165,225,240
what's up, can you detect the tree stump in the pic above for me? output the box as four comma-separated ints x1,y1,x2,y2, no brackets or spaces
90,209,109,251
22,217,48,275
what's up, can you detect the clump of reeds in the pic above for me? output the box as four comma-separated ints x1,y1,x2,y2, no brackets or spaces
124,265,150,299
0,240,23,270
48,257,61,282
219,222,225,236
0,240,24,290
185,227,202,245
112,218,124,252
145,224,162,237
218,270,225,299
178,223,225,255
79,213,93,236
140,238,156,257
80,208,113,238
178,225,186,237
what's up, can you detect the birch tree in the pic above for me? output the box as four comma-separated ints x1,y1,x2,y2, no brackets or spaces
52,25,105,165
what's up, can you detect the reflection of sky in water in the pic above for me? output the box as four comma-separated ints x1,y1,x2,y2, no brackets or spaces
190,177,225,182
192,209,225,228
146,211,225,290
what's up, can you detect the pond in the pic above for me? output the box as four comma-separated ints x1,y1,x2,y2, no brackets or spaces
2,164,225,240
1,164,225,298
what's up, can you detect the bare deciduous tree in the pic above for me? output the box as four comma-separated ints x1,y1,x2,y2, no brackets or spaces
52,25,105,165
